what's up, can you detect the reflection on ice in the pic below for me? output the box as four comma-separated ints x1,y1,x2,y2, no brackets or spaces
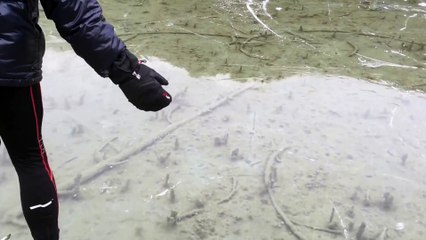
1,49,426,239
261,0,273,19
357,53,419,69
245,0,283,38
400,13,418,31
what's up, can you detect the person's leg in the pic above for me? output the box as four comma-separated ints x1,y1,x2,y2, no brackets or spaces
0,84,59,240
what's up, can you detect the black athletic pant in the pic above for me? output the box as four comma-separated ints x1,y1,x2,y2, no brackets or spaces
0,84,59,240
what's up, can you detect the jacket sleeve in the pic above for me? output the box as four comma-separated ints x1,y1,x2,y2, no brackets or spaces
40,0,125,77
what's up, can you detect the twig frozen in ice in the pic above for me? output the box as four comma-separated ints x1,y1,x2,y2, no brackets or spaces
356,222,366,240
330,203,350,239
329,207,335,223
167,208,204,226
153,181,181,198
99,137,120,154
346,41,359,57
377,227,388,240
1,234,11,240
388,107,398,128
264,148,306,240
217,177,238,204
166,105,181,124
291,220,342,235
59,84,257,191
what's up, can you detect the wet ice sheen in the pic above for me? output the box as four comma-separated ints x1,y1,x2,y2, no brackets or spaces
1,50,425,239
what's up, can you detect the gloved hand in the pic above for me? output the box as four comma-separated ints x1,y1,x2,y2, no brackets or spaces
109,49,172,111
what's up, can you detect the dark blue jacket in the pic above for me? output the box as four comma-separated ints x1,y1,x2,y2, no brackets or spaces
0,0,125,86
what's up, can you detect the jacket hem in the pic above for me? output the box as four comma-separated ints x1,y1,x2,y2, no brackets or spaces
0,77,42,87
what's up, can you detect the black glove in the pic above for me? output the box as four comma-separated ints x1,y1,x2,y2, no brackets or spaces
109,49,172,111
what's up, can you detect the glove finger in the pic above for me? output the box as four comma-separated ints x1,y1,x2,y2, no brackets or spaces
130,89,171,112
154,88,172,110
152,71,169,85
143,89,171,112
160,89,172,104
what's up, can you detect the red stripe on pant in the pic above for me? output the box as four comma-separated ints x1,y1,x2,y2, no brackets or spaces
30,86,55,183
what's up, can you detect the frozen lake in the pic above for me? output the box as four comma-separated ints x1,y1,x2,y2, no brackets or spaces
1,49,426,239
1,0,425,239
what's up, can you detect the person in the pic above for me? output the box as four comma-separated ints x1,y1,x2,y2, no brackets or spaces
0,0,172,239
